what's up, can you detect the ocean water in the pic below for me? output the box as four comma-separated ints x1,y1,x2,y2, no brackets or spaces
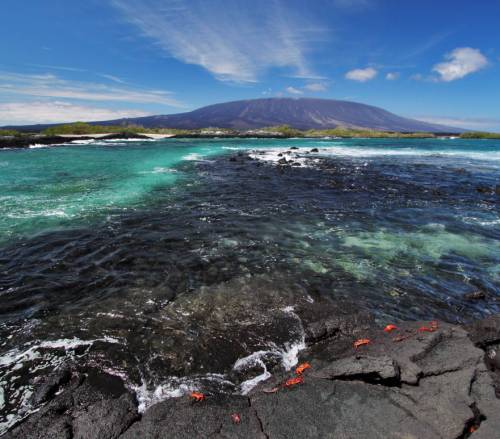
0,137,499,432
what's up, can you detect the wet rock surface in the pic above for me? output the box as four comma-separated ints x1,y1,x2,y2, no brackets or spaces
5,310,500,439
4,369,139,439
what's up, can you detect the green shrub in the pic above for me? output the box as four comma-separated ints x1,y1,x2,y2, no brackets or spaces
0,129,20,136
460,131,500,139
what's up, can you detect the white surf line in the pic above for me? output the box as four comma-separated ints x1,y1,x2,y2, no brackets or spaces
0,336,122,368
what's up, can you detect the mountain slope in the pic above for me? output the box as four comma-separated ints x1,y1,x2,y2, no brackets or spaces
2,98,463,133
99,98,462,132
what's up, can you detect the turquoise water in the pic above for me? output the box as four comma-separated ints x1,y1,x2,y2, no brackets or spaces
1,137,499,243
0,136,499,432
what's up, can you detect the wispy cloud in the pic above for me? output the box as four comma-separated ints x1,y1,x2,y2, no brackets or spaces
432,47,488,82
30,64,128,85
410,73,424,81
285,86,303,95
304,82,328,92
0,71,184,107
402,32,452,60
111,0,326,83
98,73,127,84
0,101,150,125
385,72,399,80
345,67,377,82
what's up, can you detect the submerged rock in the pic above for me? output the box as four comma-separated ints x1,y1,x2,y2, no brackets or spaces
464,290,487,301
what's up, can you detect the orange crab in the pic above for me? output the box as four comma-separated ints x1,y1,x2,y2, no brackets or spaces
190,391,205,402
353,338,371,348
295,362,311,375
418,321,439,333
283,376,304,388
384,324,398,333
231,413,241,424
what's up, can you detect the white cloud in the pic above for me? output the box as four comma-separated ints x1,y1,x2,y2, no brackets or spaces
345,67,377,82
285,86,303,95
98,73,127,84
0,71,183,107
111,0,325,83
304,82,328,92
385,72,399,80
0,101,150,125
432,47,488,82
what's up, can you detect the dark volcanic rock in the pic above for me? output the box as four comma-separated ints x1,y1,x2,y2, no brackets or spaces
4,369,139,439
0,135,89,149
313,355,400,383
120,395,265,439
0,132,148,149
466,314,500,348
30,367,72,406
5,313,500,439
464,290,487,301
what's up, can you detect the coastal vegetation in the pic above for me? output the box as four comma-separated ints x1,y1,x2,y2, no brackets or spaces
261,125,436,138
42,122,194,136
2,121,500,142
42,122,145,136
460,131,500,139
0,129,21,136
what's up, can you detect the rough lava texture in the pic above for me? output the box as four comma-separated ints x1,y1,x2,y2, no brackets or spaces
4,307,500,439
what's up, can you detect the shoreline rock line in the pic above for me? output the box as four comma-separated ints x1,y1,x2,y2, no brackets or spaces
4,302,500,439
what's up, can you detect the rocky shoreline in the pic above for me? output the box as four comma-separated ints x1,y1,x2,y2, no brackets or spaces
4,298,500,439
0,132,155,149
0,131,458,149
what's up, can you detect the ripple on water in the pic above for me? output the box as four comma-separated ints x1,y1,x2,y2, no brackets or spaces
0,140,499,434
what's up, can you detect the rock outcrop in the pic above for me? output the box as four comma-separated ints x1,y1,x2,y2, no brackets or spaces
5,310,500,439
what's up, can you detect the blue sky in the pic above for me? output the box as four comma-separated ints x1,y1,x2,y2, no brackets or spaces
1,0,499,130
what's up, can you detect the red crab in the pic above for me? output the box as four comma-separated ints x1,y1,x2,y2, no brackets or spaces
283,376,304,388
190,392,205,402
353,338,371,348
295,362,311,375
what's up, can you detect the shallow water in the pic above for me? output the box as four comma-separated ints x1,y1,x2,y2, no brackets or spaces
0,137,499,432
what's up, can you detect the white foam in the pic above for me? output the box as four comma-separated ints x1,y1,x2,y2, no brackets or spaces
183,152,203,161
0,385,5,411
152,167,177,174
0,336,121,368
318,145,500,161
249,148,315,167
132,373,232,413
102,138,155,143
28,144,48,149
71,139,96,145
463,216,500,227
280,340,306,370
249,145,500,164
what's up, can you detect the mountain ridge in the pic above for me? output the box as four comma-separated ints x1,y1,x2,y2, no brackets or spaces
3,98,463,133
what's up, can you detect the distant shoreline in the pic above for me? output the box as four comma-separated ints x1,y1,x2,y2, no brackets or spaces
0,131,469,149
